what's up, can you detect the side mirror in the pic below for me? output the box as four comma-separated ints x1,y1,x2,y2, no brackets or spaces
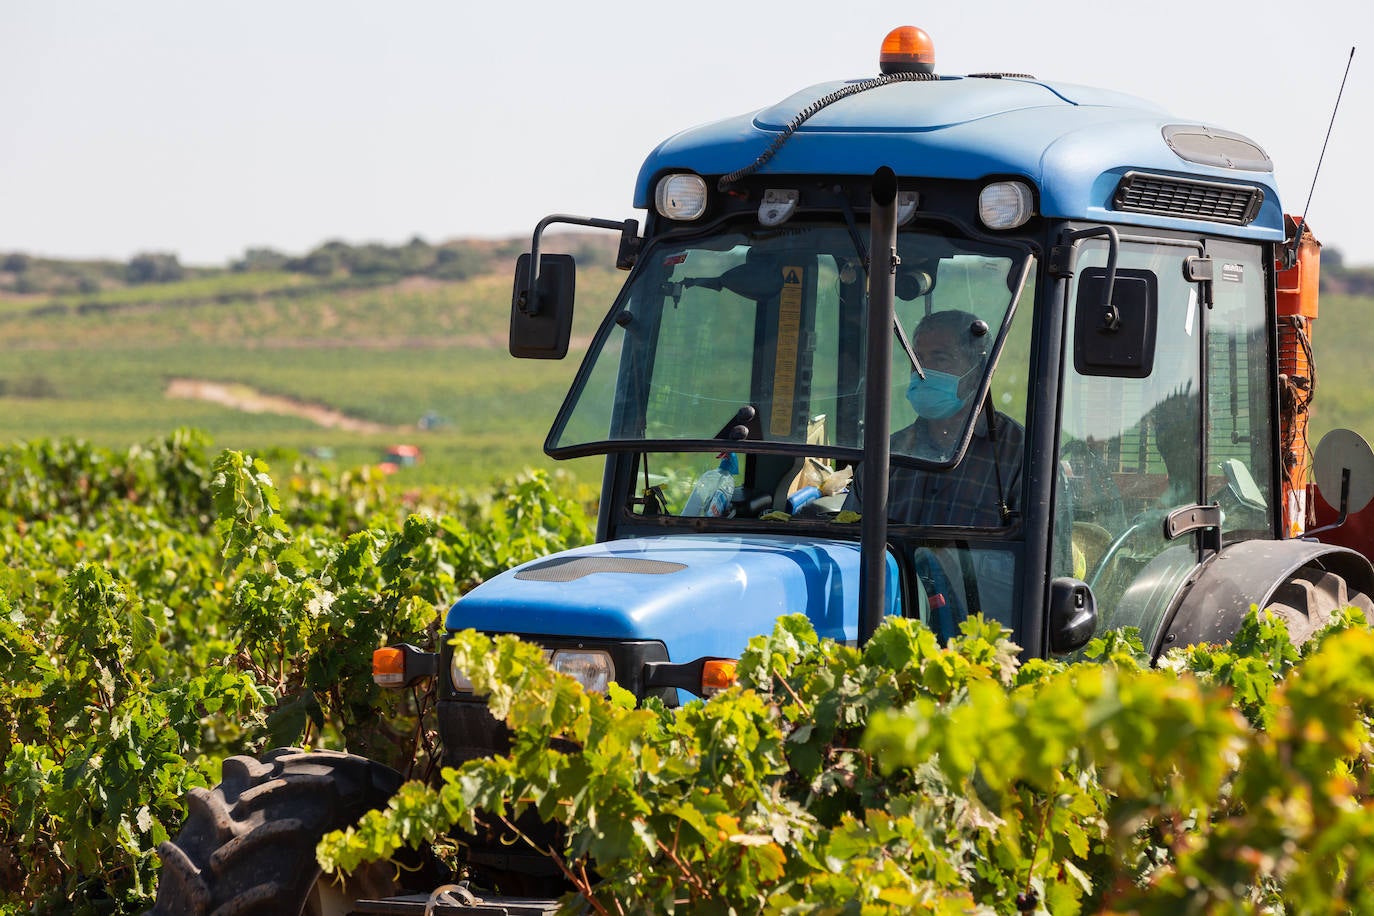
510,252,575,359
1072,267,1158,378
1048,577,1098,655
508,214,640,360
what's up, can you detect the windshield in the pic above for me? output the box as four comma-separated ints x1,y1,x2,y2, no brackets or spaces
549,221,1032,467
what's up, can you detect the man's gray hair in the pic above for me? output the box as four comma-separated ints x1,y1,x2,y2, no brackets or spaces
914,309,989,364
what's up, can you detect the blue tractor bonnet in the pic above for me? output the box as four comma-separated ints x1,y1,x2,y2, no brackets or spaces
448,534,902,662
633,75,1285,241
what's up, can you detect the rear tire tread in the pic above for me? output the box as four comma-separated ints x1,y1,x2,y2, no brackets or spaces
1266,566,1374,645
151,840,213,914
207,882,284,916
209,818,309,875
237,774,333,811
218,755,275,799
148,748,404,916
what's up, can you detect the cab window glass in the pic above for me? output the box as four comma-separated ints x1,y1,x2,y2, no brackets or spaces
551,225,1030,460
907,542,1018,640
1055,239,1202,644
1206,240,1274,542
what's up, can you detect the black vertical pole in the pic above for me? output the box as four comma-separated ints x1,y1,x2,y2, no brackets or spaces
859,167,898,646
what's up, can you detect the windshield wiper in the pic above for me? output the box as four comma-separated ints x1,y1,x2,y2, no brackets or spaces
837,192,925,379
892,318,924,380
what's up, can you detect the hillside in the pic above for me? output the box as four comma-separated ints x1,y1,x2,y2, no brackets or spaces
3,236,1374,489
0,235,623,486
1300,291,1374,443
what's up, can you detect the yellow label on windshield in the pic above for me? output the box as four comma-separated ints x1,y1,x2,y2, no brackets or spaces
770,266,804,437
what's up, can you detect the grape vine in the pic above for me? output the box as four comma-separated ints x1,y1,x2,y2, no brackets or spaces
5,431,1374,913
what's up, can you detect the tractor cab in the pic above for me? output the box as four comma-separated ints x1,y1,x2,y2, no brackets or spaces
538,211,1035,641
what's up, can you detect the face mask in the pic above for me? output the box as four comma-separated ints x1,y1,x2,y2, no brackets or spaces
906,368,968,420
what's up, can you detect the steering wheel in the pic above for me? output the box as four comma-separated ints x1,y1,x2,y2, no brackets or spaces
1085,520,1148,592
1087,505,1186,604
1059,439,1126,533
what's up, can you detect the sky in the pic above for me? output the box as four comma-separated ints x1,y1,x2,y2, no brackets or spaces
2,1,1372,267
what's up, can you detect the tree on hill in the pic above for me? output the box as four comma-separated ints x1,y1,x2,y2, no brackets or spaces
287,242,346,277
398,236,438,275
432,245,487,280
232,248,290,272
2,252,31,273
125,252,184,284
1320,247,1374,297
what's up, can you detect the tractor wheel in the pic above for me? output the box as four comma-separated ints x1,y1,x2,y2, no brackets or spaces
1265,565,1374,646
149,748,412,916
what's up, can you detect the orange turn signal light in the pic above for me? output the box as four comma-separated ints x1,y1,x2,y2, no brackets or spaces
372,647,406,687
701,659,739,696
372,643,439,689
879,25,935,75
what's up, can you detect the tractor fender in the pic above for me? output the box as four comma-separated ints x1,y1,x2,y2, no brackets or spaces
1154,539,1374,656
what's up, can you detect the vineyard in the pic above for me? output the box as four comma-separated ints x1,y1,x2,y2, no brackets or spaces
4,432,1374,913
0,431,592,913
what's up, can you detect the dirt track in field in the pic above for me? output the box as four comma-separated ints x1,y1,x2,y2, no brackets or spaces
164,378,392,433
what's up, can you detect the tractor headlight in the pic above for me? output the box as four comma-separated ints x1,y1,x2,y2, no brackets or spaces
450,646,617,694
655,173,708,221
549,648,616,693
450,654,474,693
978,180,1035,230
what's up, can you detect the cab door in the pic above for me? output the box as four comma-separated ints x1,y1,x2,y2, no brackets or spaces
1052,235,1207,647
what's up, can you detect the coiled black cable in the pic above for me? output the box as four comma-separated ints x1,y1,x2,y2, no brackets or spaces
717,71,937,190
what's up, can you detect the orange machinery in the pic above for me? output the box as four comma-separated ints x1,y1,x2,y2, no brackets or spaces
1276,215,1320,538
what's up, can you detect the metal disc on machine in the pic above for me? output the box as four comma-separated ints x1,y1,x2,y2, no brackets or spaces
1313,428,1374,515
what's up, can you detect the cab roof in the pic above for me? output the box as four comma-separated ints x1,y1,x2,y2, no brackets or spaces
633,75,1286,241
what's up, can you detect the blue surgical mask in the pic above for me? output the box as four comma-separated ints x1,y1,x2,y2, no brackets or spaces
906,369,967,419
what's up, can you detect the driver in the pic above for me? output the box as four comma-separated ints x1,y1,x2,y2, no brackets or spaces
843,309,1024,527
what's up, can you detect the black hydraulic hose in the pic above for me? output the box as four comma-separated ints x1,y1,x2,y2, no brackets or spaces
859,167,899,647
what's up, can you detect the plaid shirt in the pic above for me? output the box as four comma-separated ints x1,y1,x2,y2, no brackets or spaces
844,413,1024,527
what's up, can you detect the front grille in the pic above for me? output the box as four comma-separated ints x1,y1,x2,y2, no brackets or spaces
438,699,510,767
1113,171,1263,225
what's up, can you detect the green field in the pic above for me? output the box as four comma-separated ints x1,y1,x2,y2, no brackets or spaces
1298,293,1374,444
0,260,623,487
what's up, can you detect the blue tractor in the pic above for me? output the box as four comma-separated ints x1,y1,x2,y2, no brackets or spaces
153,26,1374,914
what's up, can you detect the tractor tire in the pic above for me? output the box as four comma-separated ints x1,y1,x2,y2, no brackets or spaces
1265,565,1374,646
149,748,411,916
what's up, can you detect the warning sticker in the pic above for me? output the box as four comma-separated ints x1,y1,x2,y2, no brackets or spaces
1221,263,1244,283
770,266,803,437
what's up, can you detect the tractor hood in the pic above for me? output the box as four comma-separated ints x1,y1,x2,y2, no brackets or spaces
446,534,901,661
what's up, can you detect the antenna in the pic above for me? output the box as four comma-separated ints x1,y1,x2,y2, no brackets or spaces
1290,46,1356,264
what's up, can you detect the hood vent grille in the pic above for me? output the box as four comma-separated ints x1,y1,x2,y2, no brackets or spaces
1113,171,1263,225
